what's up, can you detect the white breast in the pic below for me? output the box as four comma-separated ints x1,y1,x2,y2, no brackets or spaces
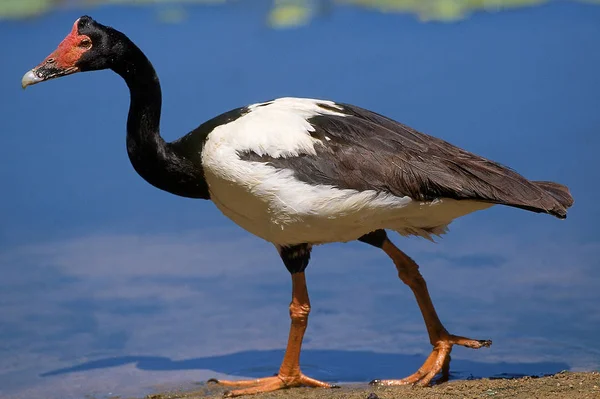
201,97,492,245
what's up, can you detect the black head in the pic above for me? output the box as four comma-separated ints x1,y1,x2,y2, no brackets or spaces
22,16,130,88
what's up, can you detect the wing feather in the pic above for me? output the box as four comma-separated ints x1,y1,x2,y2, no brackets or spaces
241,102,574,219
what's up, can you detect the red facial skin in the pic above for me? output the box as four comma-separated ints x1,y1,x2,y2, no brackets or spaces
36,19,92,71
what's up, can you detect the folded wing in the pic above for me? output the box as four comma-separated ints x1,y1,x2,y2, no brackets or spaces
241,102,573,219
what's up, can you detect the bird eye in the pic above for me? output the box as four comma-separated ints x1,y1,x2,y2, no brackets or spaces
46,58,55,64
80,38,92,49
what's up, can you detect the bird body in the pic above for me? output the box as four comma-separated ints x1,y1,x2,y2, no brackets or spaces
22,16,574,396
199,97,493,244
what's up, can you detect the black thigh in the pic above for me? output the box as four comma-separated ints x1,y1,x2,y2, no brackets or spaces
278,243,312,274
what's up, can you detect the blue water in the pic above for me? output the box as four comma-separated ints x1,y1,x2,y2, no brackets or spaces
1,2,599,398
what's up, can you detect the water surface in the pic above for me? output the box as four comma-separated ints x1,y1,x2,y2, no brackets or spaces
0,2,599,398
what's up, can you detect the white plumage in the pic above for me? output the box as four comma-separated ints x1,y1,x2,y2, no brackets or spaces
202,98,492,245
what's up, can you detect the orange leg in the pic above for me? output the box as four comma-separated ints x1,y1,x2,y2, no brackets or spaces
371,238,492,386
208,272,336,397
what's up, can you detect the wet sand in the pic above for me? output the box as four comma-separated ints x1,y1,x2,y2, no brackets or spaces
141,371,599,399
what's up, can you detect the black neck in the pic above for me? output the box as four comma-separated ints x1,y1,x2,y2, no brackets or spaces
113,40,210,199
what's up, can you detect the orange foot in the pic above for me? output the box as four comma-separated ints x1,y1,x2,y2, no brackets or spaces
208,374,338,397
371,334,492,387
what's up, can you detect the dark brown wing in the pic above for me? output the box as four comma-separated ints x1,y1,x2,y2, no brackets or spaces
241,102,574,219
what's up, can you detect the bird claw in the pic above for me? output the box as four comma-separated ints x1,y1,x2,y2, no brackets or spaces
208,373,334,396
371,333,492,387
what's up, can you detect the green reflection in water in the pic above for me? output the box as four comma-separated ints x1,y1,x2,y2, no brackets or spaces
1,0,599,25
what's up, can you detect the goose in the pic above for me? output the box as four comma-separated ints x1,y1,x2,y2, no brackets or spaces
21,16,574,397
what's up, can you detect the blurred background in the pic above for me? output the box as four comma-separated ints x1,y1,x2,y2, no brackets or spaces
1,1,599,398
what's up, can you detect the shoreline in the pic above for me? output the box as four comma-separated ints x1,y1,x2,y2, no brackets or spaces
139,371,600,399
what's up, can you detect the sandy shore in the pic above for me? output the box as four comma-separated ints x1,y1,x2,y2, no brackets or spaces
140,371,599,399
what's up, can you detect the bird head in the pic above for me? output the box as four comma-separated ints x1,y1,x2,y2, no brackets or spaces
22,16,122,89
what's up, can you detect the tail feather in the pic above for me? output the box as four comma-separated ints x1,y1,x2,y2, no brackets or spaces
529,181,574,219
534,181,575,207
